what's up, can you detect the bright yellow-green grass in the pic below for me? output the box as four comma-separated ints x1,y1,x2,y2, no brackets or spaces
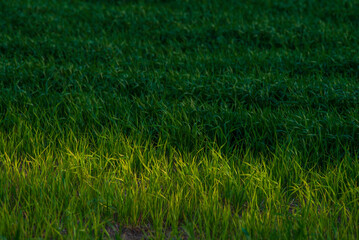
1,0,359,239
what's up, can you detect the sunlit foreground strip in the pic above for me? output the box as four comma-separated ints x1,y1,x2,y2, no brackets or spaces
0,129,358,239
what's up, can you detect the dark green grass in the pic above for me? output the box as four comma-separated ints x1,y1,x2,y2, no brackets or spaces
1,0,359,239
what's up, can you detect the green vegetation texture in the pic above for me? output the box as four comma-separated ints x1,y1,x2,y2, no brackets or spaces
1,0,359,239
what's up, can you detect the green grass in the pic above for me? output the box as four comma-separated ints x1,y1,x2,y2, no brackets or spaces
1,0,359,239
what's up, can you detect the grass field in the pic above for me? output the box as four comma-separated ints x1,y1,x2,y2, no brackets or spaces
1,0,359,239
